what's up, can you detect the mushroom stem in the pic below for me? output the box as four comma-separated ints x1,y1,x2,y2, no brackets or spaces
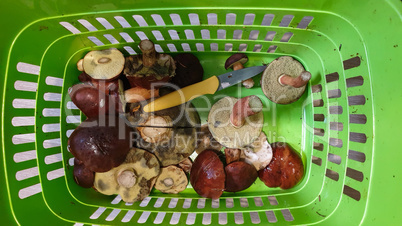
117,170,137,188
163,178,174,187
125,87,159,103
232,61,254,89
278,71,311,88
230,95,263,128
232,62,244,71
139,40,157,67
138,116,172,143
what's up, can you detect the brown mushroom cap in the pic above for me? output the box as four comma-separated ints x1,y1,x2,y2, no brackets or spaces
261,56,307,104
207,96,263,148
224,53,248,70
83,49,125,80
171,53,204,88
155,165,188,194
93,148,160,203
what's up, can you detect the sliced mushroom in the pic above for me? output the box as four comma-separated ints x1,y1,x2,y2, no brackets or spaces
241,132,273,171
155,165,188,194
83,49,125,80
94,148,160,203
196,124,223,154
177,157,193,174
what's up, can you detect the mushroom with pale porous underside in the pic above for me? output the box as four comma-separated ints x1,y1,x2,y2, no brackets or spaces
208,96,264,148
93,148,160,203
225,53,254,89
261,56,311,104
240,132,273,171
155,165,188,194
82,48,125,81
124,40,176,89
195,124,223,154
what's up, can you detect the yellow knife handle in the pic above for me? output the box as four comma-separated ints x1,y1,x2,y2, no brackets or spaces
143,76,219,112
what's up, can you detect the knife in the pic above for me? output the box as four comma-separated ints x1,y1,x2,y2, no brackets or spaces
143,65,267,112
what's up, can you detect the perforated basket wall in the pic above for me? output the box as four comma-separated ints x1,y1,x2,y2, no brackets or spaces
1,0,401,225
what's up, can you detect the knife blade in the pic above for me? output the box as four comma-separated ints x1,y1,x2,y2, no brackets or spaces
143,65,267,112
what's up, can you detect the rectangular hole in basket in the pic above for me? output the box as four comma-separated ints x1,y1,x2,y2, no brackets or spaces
45,76,63,87
217,29,226,39
96,17,114,29
78,19,98,31
233,30,243,39
66,115,81,124
267,45,278,53
313,99,324,107
250,212,261,224
136,31,148,40
210,43,218,51
211,199,220,208
202,213,211,225
330,122,344,131
167,30,179,40
185,29,195,39
197,199,205,208
152,30,165,41
201,29,210,39
139,197,151,207
234,212,244,224
114,16,131,28
73,223,83,226
314,114,325,121
182,43,191,51
138,211,151,223
133,15,148,26
329,105,343,114
196,43,204,51
261,14,274,26
265,211,277,223
151,14,166,26
67,101,78,110
253,44,262,52
121,210,136,222
326,169,339,181
189,13,200,25
44,92,62,102
104,34,119,44
120,32,134,43
350,114,367,124
167,43,178,52
268,196,278,205
153,198,165,208
240,198,249,207
264,31,276,41
47,168,65,181
346,76,364,88
343,56,361,70
346,167,364,182
111,195,122,204
186,213,196,225
243,13,255,25
281,209,294,221
45,153,63,165
249,30,260,40
328,153,341,165
349,150,366,163
280,32,293,42
218,213,227,225
183,199,192,209
314,128,325,136
279,15,294,27
297,16,314,29
59,22,81,34
238,43,247,51
208,13,218,25
225,43,233,51
253,197,263,206
326,72,339,83
16,167,38,181
66,129,74,138
170,212,181,225
90,207,107,219
314,142,324,151
106,209,121,221
169,198,178,208
350,132,367,143
155,44,164,53
329,138,343,148
14,150,36,163
226,13,236,25
12,133,35,145
312,156,322,166
68,158,75,166
343,185,361,201
328,89,341,99
226,198,234,208
43,122,60,132
88,36,104,46
312,84,322,93
154,212,166,224
16,62,40,75
348,95,366,106
18,183,42,199
170,14,183,25
12,116,35,126
124,46,136,55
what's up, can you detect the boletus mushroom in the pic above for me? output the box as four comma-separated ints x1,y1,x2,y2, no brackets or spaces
241,132,273,171
177,157,193,174
258,142,304,189
155,165,188,194
261,56,311,104
225,161,257,192
225,53,254,89
73,158,95,188
93,148,160,203
82,48,125,80
195,124,223,154
171,53,204,88
208,96,263,148
124,40,176,89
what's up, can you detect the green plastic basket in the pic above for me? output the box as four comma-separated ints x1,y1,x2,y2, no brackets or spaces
1,0,401,225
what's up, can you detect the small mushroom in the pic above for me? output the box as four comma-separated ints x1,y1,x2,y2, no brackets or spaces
225,161,257,192
225,53,254,89
124,40,176,89
155,165,188,194
68,84,111,118
241,132,273,171
177,157,193,174
82,49,125,80
73,158,95,188
195,124,223,154
93,148,160,203
224,148,241,164
208,96,263,148
261,56,311,104
171,53,204,88
77,59,84,72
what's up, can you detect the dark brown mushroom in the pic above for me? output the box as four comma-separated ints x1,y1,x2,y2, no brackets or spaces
73,158,95,188
171,53,204,88
225,53,254,88
225,161,257,192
